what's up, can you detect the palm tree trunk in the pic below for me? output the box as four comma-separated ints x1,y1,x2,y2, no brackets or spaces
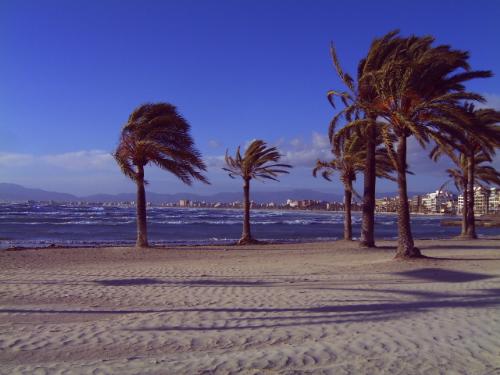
238,178,253,244
135,165,148,248
394,136,421,259
343,184,353,241
465,154,477,239
360,117,376,247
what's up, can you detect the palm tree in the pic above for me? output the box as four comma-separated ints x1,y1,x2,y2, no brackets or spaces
313,131,396,241
313,134,363,241
223,140,292,245
461,108,500,238
328,31,404,248
114,103,209,248
367,34,491,258
431,105,500,238
445,152,500,236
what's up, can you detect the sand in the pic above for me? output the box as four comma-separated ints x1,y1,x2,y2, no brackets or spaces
1,238,499,375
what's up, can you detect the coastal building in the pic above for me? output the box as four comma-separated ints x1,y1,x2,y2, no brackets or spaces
421,190,455,214
410,195,422,213
178,199,190,207
474,187,489,214
457,194,464,214
326,202,343,211
375,197,398,213
490,187,500,213
457,186,498,215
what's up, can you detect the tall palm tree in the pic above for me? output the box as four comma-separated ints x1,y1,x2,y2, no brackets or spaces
367,34,491,258
328,31,404,248
223,140,292,245
114,103,209,248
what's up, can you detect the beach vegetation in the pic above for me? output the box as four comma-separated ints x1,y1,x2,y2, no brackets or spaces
223,140,292,245
114,103,209,248
313,131,396,241
431,104,500,238
327,31,405,248
327,31,493,258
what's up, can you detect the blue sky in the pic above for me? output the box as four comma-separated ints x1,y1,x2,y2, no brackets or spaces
1,0,499,196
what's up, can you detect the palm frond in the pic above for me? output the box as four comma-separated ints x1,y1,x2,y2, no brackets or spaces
223,140,292,183
114,102,209,185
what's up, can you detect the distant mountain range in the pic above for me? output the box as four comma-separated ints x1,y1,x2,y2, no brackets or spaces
0,183,423,204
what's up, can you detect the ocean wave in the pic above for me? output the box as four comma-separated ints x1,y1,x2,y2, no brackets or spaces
11,220,135,225
1,218,352,226
378,221,396,225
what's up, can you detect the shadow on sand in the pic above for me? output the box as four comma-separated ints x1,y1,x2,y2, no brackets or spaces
94,278,268,287
422,244,500,251
395,268,495,283
1,285,499,332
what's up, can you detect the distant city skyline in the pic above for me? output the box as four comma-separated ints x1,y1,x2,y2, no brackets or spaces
1,0,499,195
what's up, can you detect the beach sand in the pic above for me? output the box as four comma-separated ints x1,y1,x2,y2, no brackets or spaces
1,238,499,374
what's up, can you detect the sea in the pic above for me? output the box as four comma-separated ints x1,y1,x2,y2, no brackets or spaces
1,202,498,249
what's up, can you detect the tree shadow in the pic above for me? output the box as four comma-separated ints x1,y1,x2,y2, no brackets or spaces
0,288,500,320
124,287,500,331
129,315,392,331
309,287,459,299
94,278,268,287
395,268,495,283
96,278,163,286
422,244,500,250
422,256,500,261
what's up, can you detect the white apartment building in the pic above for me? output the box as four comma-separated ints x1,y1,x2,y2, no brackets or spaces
457,186,499,215
421,190,455,213
475,188,489,214
489,187,499,213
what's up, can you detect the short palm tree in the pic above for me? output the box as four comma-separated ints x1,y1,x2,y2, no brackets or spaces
114,103,209,248
431,105,500,238
313,134,363,241
367,34,491,258
223,140,292,245
445,152,500,236
315,131,396,241
460,107,500,238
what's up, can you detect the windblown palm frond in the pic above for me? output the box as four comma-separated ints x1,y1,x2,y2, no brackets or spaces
445,155,500,191
114,103,209,186
223,140,292,182
368,39,493,164
315,129,397,193
431,103,500,188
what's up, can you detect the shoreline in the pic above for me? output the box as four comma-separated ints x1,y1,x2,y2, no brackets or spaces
3,234,500,252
